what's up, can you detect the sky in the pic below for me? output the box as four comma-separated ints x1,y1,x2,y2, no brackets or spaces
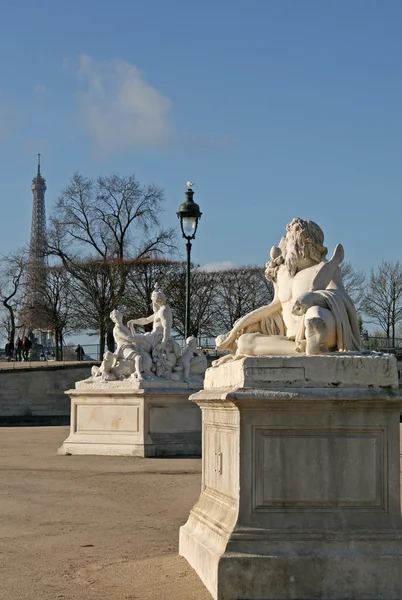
0,0,401,281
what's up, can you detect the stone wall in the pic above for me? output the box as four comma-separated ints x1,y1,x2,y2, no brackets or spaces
0,364,93,425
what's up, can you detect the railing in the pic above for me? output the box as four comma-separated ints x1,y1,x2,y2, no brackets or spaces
0,344,100,367
361,336,402,357
4,336,400,369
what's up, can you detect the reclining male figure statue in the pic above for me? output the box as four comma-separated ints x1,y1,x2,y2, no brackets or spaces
215,218,360,365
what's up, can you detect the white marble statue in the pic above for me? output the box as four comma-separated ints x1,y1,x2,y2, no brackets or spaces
174,336,208,382
90,284,207,384
214,218,360,365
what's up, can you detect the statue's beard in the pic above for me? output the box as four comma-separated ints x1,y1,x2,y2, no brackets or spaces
284,244,299,278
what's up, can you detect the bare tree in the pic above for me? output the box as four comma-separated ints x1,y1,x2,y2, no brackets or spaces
123,258,182,324
0,251,28,345
47,173,177,357
214,266,274,333
340,261,366,314
362,260,402,347
167,267,218,339
62,259,130,358
30,265,76,360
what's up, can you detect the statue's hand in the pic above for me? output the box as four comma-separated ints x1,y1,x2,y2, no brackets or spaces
291,299,306,316
216,333,230,350
291,293,313,316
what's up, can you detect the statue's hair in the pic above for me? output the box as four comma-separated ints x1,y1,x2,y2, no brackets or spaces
151,283,166,304
285,218,327,276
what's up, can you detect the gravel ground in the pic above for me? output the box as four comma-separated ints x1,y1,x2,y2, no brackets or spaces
2,426,401,600
0,427,211,600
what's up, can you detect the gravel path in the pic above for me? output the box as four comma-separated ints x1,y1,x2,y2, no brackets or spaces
0,427,211,600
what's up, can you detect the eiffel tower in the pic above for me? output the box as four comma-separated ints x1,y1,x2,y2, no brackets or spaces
24,154,50,343
30,153,47,270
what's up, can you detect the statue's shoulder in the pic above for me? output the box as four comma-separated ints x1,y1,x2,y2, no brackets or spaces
158,304,172,318
295,262,323,279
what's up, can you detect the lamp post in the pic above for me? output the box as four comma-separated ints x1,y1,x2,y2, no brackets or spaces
177,183,202,340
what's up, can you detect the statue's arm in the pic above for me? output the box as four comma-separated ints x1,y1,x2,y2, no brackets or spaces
292,291,329,316
130,314,155,326
116,325,137,344
217,298,282,349
160,306,172,344
235,299,282,330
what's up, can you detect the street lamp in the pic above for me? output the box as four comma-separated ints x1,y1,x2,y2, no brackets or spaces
177,183,202,339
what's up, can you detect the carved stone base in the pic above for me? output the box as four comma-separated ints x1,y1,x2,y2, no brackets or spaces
58,386,201,457
179,356,402,600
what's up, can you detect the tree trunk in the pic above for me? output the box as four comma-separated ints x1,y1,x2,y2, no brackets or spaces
391,294,396,348
3,302,16,346
106,319,115,353
55,330,60,361
99,323,106,360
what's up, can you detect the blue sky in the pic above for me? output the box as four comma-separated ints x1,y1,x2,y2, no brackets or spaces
0,0,401,277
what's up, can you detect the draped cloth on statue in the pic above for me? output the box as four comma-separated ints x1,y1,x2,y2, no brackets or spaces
241,289,360,353
254,311,286,336
295,289,361,352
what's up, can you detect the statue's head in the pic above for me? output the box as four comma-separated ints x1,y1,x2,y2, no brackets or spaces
186,336,197,349
151,283,166,306
103,350,115,364
285,218,327,277
110,308,123,324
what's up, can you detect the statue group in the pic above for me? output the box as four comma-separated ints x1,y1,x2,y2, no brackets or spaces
91,284,207,384
91,217,361,383
214,217,360,365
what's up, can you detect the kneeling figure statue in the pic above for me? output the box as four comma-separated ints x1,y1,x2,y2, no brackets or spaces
215,218,360,365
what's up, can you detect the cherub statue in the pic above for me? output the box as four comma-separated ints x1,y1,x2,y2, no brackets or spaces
174,336,208,381
214,218,360,365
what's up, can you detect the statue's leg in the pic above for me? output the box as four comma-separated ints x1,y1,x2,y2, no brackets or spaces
236,333,298,356
212,354,234,367
216,304,280,351
189,356,208,374
305,306,336,356
183,360,190,379
134,355,143,380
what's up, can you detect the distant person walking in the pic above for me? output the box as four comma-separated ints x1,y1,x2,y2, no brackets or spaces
75,344,85,361
5,339,14,362
22,336,32,361
15,337,22,361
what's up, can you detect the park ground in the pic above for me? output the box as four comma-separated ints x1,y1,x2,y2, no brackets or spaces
2,427,402,600
0,427,211,600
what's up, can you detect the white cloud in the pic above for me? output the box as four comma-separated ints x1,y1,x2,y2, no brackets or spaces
76,54,172,157
33,84,47,97
201,260,238,272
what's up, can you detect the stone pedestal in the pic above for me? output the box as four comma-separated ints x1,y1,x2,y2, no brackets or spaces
58,380,202,457
179,355,402,600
